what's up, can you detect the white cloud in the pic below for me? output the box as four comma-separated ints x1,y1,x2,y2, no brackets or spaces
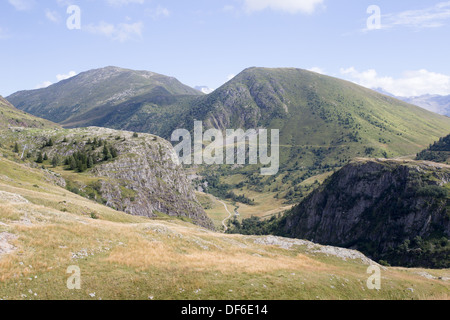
243,0,324,14
227,74,236,81
202,88,215,94
307,67,325,75
45,9,61,23
378,2,450,30
56,71,77,82
84,21,144,42
340,67,450,97
35,71,78,90
35,81,53,89
195,86,215,94
8,0,35,11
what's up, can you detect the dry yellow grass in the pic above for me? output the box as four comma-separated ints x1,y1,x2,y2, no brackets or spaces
105,236,330,274
0,204,22,222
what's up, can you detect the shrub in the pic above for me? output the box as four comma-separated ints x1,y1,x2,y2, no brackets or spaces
417,185,448,198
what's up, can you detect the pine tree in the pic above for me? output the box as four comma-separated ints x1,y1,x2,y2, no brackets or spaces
77,159,87,172
80,153,87,165
13,142,19,153
102,145,110,161
87,156,94,169
69,156,77,170
36,152,43,164
111,147,118,158
43,153,48,161
51,155,59,168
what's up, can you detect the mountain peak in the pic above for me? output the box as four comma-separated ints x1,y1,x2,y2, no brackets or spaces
7,66,202,125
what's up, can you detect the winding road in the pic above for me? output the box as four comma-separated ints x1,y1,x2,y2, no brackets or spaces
219,200,232,232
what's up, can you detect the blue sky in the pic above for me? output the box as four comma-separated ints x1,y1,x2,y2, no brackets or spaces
1,0,450,97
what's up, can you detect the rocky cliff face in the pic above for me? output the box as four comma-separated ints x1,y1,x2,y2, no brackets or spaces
278,159,450,268
196,69,290,130
86,128,214,229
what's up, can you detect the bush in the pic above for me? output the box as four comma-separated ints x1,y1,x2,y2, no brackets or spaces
417,185,448,198
90,212,99,219
379,260,391,267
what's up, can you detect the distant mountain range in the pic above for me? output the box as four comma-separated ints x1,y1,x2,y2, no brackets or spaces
401,94,450,117
373,89,450,117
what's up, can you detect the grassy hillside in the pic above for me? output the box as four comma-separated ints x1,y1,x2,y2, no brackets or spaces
0,96,58,130
190,67,450,159
0,156,449,300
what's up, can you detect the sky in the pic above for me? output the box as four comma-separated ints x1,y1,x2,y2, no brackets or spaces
1,0,450,98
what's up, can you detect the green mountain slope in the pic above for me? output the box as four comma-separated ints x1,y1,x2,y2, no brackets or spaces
187,68,450,156
7,66,202,127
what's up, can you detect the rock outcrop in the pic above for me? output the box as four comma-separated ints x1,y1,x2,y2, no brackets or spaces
278,159,450,268
86,128,214,229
